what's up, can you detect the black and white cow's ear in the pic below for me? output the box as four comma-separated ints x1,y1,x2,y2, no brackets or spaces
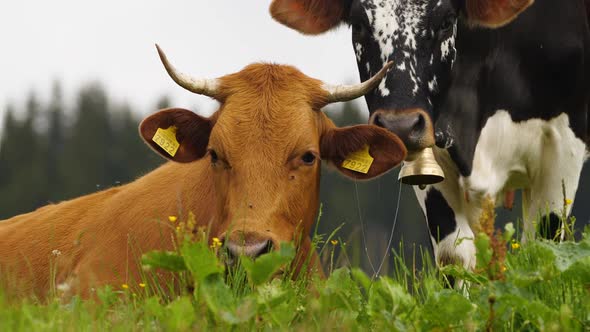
464,0,534,28
320,124,408,180
270,0,348,35
139,108,214,163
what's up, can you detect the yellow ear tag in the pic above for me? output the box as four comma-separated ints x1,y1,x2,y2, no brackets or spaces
152,126,180,157
342,145,374,174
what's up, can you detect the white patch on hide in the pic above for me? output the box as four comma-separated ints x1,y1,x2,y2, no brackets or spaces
428,75,438,92
464,111,587,239
355,42,364,62
362,0,428,97
434,215,476,270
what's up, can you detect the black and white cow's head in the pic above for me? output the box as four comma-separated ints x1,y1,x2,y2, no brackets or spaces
271,0,534,152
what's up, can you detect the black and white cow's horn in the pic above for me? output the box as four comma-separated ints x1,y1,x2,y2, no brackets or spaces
323,61,394,103
155,44,221,99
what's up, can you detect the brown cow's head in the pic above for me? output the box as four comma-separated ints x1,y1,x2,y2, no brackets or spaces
270,0,534,152
139,45,406,272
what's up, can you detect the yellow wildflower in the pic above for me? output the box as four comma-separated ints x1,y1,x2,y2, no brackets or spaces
565,199,573,206
511,241,520,250
121,284,129,290
501,265,507,272
211,237,222,248
331,240,338,246
168,216,178,223
139,283,146,288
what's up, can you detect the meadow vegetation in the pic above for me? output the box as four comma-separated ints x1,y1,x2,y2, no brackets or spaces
1,84,589,331
1,205,589,332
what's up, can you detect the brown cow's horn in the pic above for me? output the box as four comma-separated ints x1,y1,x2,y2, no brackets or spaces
323,61,394,103
155,44,221,99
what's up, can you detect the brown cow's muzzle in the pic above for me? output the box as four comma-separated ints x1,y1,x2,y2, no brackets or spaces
220,232,275,265
370,109,444,186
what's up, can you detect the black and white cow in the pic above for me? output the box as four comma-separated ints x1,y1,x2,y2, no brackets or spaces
270,0,590,271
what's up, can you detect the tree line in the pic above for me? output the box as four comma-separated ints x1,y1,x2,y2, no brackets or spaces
0,83,165,219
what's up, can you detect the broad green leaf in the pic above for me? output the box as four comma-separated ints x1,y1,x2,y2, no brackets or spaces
141,250,187,272
201,276,255,325
419,289,474,330
368,276,415,329
563,257,590,281
351,267,372,291
537,238,590,272
257,279,288,307
163,296,196,330
241,243,295,286
256,279,299,327
181,241,224,283
317,268,363,325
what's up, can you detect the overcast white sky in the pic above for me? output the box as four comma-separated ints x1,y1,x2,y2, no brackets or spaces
0,0,362,137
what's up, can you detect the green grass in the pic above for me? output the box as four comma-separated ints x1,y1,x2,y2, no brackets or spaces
1,222,589,331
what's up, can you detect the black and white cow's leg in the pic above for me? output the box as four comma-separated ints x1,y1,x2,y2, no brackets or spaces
523,168,585,242
521,118,587,242
521,188,561,240
414,186,476,285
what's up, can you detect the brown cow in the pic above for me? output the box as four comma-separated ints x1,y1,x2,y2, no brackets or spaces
0,45,406,300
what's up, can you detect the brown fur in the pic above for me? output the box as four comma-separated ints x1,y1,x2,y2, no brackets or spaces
270,0,349,35
0,63,406,300
465,0,534,28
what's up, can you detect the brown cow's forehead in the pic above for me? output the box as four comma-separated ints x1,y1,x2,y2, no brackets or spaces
211,98,321,161
210,63,327,161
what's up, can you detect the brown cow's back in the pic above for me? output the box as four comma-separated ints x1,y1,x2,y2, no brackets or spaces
0,160,214,299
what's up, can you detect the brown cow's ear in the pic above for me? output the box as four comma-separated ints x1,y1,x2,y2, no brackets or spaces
139,108,213,163
320,124,407,180
465,0,534,28
270,0,348,35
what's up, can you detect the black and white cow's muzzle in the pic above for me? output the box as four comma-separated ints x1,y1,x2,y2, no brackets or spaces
369,108,436,152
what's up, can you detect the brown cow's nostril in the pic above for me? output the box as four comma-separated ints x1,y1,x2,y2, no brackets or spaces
225,239,273,261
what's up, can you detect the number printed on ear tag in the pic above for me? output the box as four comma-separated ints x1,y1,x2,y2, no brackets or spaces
342,145,374,174
152,126,180,157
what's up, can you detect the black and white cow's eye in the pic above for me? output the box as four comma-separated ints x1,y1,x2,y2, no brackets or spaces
439,16,455,33
301,152,317,166
352,22,368,37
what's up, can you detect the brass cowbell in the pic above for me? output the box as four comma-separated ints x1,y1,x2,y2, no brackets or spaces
398,147,445,186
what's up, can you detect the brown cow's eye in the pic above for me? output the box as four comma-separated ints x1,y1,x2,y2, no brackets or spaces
209,150,218,164
301,152,316,166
